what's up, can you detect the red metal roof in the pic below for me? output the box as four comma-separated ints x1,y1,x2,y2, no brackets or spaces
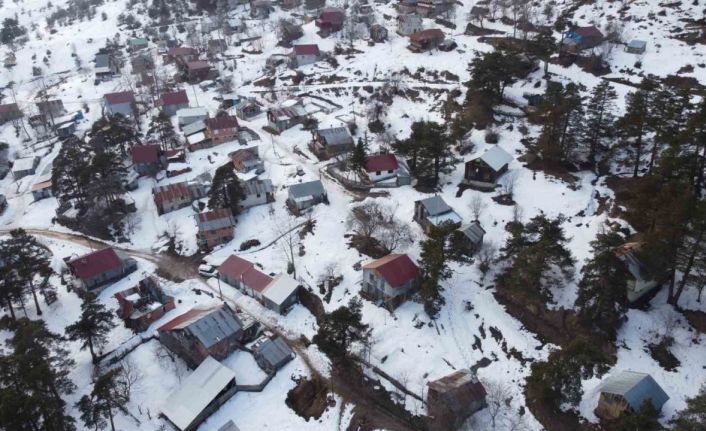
68,248,124,281
167,47,197,57
206,115,239,130
132,144,161,164
242,267,273,293
363,254,419,288
293,44,320,56
574,25,604,38
218,255,254,280
187,60,210,71
197,208,233,222
365,154,399,172
104,91,135,105
152,182,191,204
230,148,258,164
317,8,345,24
410,28,444,43
0,103,20,113
160,90,189,106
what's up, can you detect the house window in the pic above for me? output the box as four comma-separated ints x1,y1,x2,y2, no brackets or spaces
256,194,261,198
376,171,381,175
387,170,393,173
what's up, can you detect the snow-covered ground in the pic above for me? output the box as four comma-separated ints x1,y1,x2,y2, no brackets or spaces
1,0,706,429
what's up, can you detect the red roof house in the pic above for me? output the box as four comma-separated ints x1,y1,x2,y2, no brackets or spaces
365,154,399,174
362,254,419,308
104,91,136,105
217,255,273,299
316,8,345,35
294,44,320,56
160,90,190,115
132,144,164,176
205,116,239,147
66,247,137,291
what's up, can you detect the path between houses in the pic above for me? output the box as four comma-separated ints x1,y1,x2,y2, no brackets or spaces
6,228,423,431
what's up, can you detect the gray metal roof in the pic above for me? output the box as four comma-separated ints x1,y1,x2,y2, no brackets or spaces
95,54,110,68
256,336,294,370
243,179,273,196
182,119,206,136
188,306,243,349
474,145,513,172
459,221,485,245
418,195,452,216
628,39,647,49
288,180,326,199
600,371,669,412
317,127,353,147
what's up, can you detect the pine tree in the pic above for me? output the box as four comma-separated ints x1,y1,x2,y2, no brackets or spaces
419,225,453,317
349,137,368,172
77,368,130,431
671,385,706,431
468,49,527,105
0,319,76,431
313,298,368,362
617,89,651,177
535,82,584,165
575,232,629,343
145,111,180,150
580,81,617,171
65,293,116,364
208,163,244,215
528,29,556,78
393,121,452,187
51,136,91,204
0,262,23,321
0,229,53,316
89,116,140,156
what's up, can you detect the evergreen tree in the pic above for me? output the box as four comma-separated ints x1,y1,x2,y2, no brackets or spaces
498,214,574,302
671,385,706,431
393,121,452,187
419,225,454,317
65,293,116,364
349,137,368,172
52,136,92,204
534,81,584,165
528,29,556,78
0,262,23,321
76,368,130,431
0,229,53,316
610,401,663,431
468,49,527,105
89,116,140,156
617,89,651,177
208,163,244,215
527,338,609,409
0,319,76,431
580,81,617,171
575,232,629,343
648,85,692,174
0,18,27,44
313,298,368,362
145,111,180,150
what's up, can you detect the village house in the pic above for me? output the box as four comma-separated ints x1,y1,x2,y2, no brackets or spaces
397,13,423,36
252,336,294,373
195,208,236,251
310,126,354,159
361,254,420,309
290,44,321,68
167,47,198,65
365,153,399,183
463,145,512,188
185,60,212,83
128,37,148,52
370,24,389,42
414,195,462,233
262,274,300,314
230,147,264,173
158,303,257,368
315,8,346,36
36,99,65,119
427,370,487,431
178,107,209,128
267,99,309,132
66,247,138,292
217,255,273,300
233,98,262,121
205,115,239,147
152,180,210,215
104,91,137,120
160,90,190,116
626,39,647,54
95,53,119,81
409,28,445,52
114,276,175,332
614,242,662,304
456,221,485,254
241,178,275,209
11,156,39,180
131,144,165,176
31,175,53,201
416,0,455,17
563,25,605,52
595,371,669,421
0,103,23,124
287,180,327,212
161,356,238,431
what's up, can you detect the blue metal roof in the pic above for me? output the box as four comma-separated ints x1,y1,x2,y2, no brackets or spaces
601,371,669,412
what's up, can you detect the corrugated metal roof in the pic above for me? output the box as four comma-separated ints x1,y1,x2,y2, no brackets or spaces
255,336,294,370
162,356,236,431
317,127,353,147
262,275,300,306
600,371,669,411
418,195,452,216
159,304,243,349
363,254,419,288
460,221,485,245
472,145,513,172
243,179,273,196
288,180,325,199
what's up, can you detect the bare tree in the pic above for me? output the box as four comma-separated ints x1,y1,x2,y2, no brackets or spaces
469,193,486,221
484,381,513,428
501,171,519,199
273,213,302,278
378,222,413,253
478,241,497,280
512,204,523,224
117,357,143,399
348,201,411,253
